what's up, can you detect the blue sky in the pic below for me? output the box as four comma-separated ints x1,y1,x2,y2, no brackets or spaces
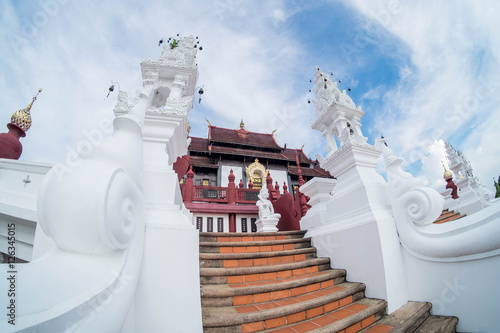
1,0,499,191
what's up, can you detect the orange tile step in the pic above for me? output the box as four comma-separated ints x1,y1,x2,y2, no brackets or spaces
200,257,332,285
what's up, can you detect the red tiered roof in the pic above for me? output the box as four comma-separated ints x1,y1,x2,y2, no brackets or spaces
208,126,282,149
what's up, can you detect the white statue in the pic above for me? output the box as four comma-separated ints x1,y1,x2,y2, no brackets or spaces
256,187,280,232
257,187,277,219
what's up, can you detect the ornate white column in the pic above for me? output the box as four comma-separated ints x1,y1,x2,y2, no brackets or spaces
306,68,407,312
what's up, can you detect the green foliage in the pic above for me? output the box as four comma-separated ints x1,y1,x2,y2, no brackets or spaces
170,39,178,49
495,176,500,198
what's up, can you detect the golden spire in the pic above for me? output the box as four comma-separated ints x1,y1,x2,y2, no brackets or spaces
240,119,245,129
10,89,42,132
187,122,191,134
205,117,211,127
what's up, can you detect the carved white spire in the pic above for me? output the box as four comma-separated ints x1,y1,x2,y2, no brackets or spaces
311,68,368,158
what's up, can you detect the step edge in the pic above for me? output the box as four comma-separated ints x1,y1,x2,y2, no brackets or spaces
202,283,367,327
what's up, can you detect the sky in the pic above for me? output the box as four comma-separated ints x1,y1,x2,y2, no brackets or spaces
1,0,499,192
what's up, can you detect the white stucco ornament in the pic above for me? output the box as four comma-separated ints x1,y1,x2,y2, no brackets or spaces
256,187,281,232
38,113,144,254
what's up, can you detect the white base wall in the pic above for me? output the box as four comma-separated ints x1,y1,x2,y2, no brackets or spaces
134,220,202,333
403,249,500,333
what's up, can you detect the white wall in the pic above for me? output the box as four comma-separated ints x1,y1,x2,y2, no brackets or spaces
268,169,288,194
402,249,500,333
221,165,242,187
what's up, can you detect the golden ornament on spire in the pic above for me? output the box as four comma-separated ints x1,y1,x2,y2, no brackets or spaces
240,119,245,129
187,122,191,134
10,89,42,132
442,161,453,180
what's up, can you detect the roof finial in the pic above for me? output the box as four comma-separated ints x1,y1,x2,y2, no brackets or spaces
272,129,277,135
187,122,191,134
10,88,42,133
442,161,453,180
205,117,211,127
240,119,245,129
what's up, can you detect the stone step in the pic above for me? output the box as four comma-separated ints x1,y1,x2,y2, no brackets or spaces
360,301,458,333
200,247,318,268
200,257,331,285
200,237,312,254
201,270,347,307
414,315,458,333
434,209,465,224
265,298,387,333
203,284,381,333
200,230,307,243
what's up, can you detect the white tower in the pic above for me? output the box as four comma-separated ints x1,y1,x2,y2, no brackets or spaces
115,36,203,332
302,68,407,312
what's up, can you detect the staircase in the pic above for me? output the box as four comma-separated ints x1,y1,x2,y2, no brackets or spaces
433,209,466,224
199,231,459,333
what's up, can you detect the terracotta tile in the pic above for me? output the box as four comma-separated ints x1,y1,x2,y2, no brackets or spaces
220,247,233,253
239,259,253,267
361,315,375,328
253,292,272,303
284,243,294,250
265,316,286,329
365,324,395,333
262,272,277,281
236,305,260,313
260,245,273,252
311,314,337,326
277,270,292,279
233,295,253,305
271,289,289,300
245,274,261,282
230,236,242,242
275,298,300,306
324,301,339,312
290,286,306,296
346,322,362,333
346,303,369,313
320,280,334,288
339,296,353,307
233,247,246,253
268,257,282,265
331,309,351,320
217,236,229,242
247,246,260,253
292,268,306,276
242,321,265,333
291,321,320,332
282,255,294,263
227,276,244,284
254,236,265,241
287,311,306,324
223,260,238,268
242,236,253,242
254,258,268,266
305,266,319,273
272,244,284,251
258,302,280,310
277,235,286,240
294,254,306,261
306,306,324,318
296,294,316,302
269,327,297,333
306,283,321,293
315,289,333,297
265,236,276,241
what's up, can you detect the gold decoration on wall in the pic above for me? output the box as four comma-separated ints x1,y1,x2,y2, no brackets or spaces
246,158,267,190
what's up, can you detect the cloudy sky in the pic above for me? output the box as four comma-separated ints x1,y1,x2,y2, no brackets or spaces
1,0,499,191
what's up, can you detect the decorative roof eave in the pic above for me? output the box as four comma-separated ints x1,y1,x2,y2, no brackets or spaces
311,102,364,132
